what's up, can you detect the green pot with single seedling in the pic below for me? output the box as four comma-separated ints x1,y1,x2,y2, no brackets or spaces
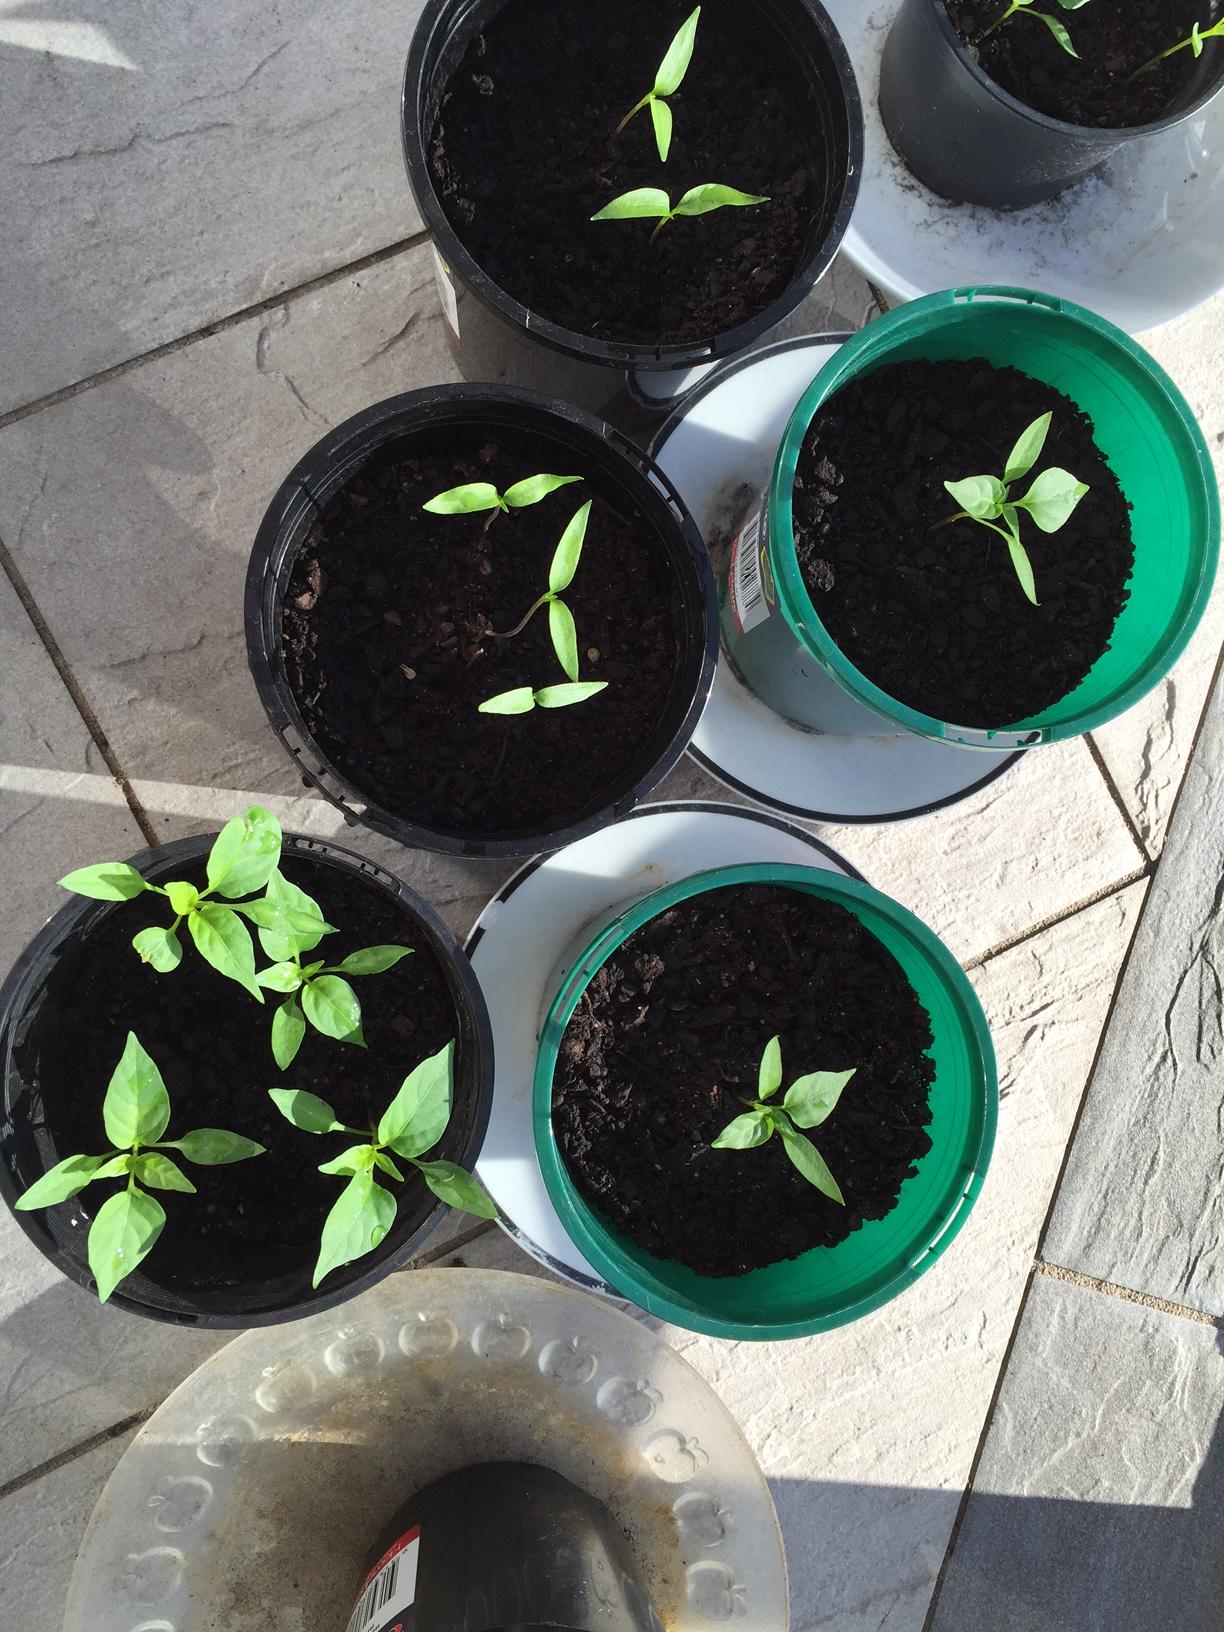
880,0,1224,207
0,810,495,1325
534,863,997,1340
720,285,1219,751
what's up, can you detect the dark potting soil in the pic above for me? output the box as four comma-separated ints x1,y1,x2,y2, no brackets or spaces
24,855,464,1292
946,1,1214,129
552,885,937,1278
793,358,1134,727
428,0,827,344
282,431,683,839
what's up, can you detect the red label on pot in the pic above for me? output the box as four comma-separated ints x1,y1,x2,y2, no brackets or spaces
729,506,772,636
431,245,460,341
345,1525,420,1632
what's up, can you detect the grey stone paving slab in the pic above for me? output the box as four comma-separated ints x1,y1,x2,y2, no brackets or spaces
459,885,1147,1632
1044,676,1224,1317
0,569,144,979
0,0,429,413
1089,291,1224,859
929,1275,1224,1632
0,1429,135,1629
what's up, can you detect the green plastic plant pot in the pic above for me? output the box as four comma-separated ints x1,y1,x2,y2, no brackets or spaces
533,864,997,1341
721,286,1221,750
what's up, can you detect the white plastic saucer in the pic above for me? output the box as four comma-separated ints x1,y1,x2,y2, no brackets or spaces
63,1269,788,1632
649,336,1023,824
465,800,864,1292
827,0,1224,333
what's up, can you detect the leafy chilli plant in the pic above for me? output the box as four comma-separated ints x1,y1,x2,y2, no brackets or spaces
1132,18,1224,79
593,184,769,242
712,1035,856,1205
617,6,702,163
423,473,581,520
981,0,1093,58
479,500,609,716
58,808,317,1003
269,1040,497,1288
253,869,413,1069
16,1033,264,1302
941,412,1089,607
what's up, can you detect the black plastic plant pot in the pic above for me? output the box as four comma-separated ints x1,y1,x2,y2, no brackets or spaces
0,834,494,1328
246,386,718,860
880,0,1224,208
401,0,863,433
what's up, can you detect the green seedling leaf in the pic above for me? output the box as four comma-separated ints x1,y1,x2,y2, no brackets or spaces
166,1129,266,1165
412,1159,499,1220
1005,529,1039,608
132,925,183,973
655,5,701,95
549,600,581,683
59,861,149,901
205,806,283,899
133,1153,197,1193
92,1153,135,1180
88,1187,166,1303
302,975,364,1046
15,1153,108,1210
778,1122,845,1205
313,1172,397,1288
549,501,592,594
673,183,770,217
269,1087,344,1134
373,1150,406,1181
503,474,582,509
536,682,609,709
258,870,334,962
650,97,674,162
190,904,264,1002
1015,467,1090,534
318,1144,377,1178
379,1039,455,1158
257,961,303,994
592,187,672,222
423,482,504,516
1033,11,1078,55
944,475,1006,520
758,1034,783,1099
326,945,414,977
984,0,1088,57
272,995,306,1069
164,880,200,916
1003,412,1052,485
712,1110,774,1149
103,1032,171,1148
783,1068,856,1130
480,687,537,716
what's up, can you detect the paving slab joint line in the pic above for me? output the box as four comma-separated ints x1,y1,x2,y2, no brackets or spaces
961,865,1153,971
0,230,432,433
0,532,160,847
1034,1257,1224,1329
401,1218,497,1271
1083,732,1155,863
0,1409,150,1504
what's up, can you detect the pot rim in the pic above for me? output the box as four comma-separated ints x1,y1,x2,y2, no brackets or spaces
400,0,865,370
924,0,1224,141
0,831,495,1327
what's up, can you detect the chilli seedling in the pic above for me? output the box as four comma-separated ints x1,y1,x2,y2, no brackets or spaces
617,5,702,162
478,500,609,715
981,0,1093,57
592,184,769,241
253,870,412,1069
269,1040,497,1288
16,1033,265,1302
58,807,329,1003
712,1034,856,1205
423,473,581,518
1132,19,1224,79
941,412,1089,606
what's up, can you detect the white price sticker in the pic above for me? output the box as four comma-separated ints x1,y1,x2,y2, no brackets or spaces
431,245,460,341
346,1527,420,1632
729,507,772,635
